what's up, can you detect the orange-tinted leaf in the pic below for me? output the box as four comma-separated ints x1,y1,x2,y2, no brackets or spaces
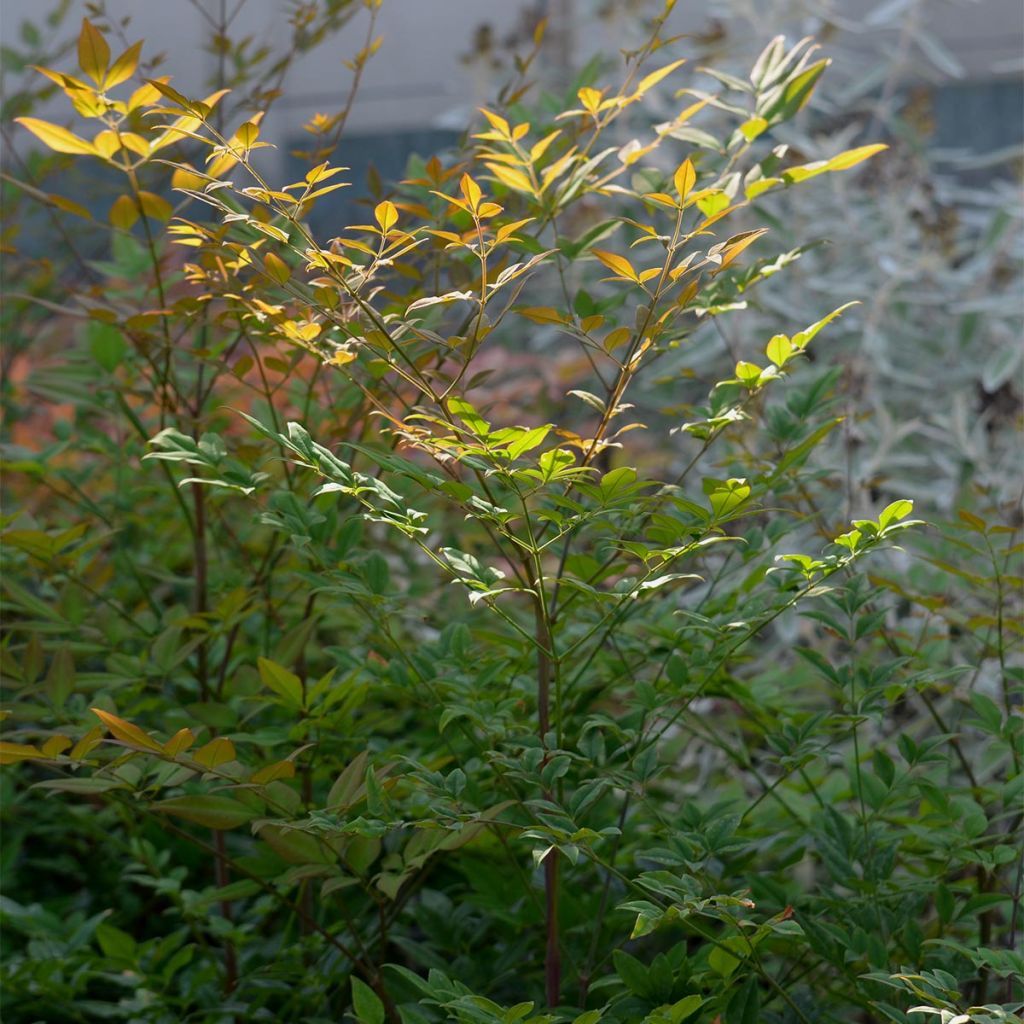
41,735,73,757
264,252,291,284
714,228,768,273
90,707,163,752
0,742,43,765
70,726,103,761
516,306,568,325
164,728,195,756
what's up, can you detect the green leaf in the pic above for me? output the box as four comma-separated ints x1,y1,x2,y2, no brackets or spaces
32,777,128,794
257,657,304,709
765,334,792,367
505,424,551,460
155,795,257,830
447,396,490,436
726,977,760,1024
709,936,748,977
613,948,649,996
351,977,385,1024
95,922,135,962
878,499,913,529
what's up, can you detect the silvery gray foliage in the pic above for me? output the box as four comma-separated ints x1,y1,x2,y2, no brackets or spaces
544,0,1022,516
674,0,1022,515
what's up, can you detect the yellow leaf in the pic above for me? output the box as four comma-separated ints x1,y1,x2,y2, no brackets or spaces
636,58,686,96
374,200,398,232
119,132,150,157
235,121,259,148
205,151,240,180
282,321,321,343
577,86,603,115
529,130,560,163
127,80,162,111
251,760,297,785
164,728,195,756
105,40,142,89
714,228,768,273
193,737,235,769
78,18,110,85
90,707,163,752
479,108,510,139
516,306,568,325
592,248,639,283
171,166,208,191
138,191,172,221
15,117,97,156
93,130,121,158
148,88,230,152
603,327,631,352
512,122,530,141
495,217,533,243
70,726,103,761
676,278,700,308
329,349,357,367
0,742,43,765
674,158,696,200
739,116,768,142
49,193,92,220
485,162,532,193
264,252,291,284
826,143,888,171
41,735,73,758
459,173,482,211
426,229,465,245
109,194,138,229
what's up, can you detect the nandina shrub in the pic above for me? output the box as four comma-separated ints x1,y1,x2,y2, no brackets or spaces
2,5,1020,1024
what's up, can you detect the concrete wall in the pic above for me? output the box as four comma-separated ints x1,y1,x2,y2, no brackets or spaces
3,0,1020,177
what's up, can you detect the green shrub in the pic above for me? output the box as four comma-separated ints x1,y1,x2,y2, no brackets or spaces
1,5,1020,1023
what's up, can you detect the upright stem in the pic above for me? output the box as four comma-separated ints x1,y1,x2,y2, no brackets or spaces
192,480,210,701
535,597,561,1006
213,830,238,993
